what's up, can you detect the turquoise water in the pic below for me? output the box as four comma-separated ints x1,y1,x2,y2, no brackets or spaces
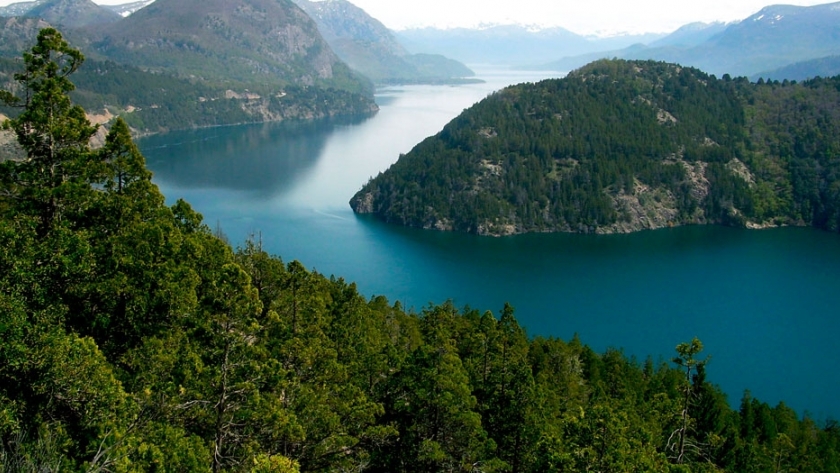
140,68,840,419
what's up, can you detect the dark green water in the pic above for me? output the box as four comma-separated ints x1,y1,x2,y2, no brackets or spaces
140,67,840,419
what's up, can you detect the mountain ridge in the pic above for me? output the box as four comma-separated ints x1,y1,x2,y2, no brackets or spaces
292,0,474,84
85,0,366,92
0,0,379,133
395,24,665,66
539,1,840,78
27,0,120,28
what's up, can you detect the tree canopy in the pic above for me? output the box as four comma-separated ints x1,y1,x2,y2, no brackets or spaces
351,59,840,235
2,30,839,472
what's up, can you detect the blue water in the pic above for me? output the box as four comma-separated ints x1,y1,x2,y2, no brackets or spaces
139,67,840,419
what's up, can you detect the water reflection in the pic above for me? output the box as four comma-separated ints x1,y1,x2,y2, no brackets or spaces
140,115,371,199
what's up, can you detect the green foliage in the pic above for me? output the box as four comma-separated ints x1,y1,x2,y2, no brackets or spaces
86,0,373,97
2,31,840,472
1,55,377,134
351,59,840,235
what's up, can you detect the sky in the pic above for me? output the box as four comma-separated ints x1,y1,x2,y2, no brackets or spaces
0,0,834,35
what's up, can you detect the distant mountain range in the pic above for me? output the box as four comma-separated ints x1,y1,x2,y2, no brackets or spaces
646,22,730,49
0,0,43,17
104,0,155,17
539,2,840,78
755,55,840,81
394,25,666,66
0,0,154,18
4,0,839,81
292,0,474,84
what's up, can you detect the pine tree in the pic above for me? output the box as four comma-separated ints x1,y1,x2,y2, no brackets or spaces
1,28,98,234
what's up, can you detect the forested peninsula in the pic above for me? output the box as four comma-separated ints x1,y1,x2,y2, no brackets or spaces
3,30,840,472
350,59,840,235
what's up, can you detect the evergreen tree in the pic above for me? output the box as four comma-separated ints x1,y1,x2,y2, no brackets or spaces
1,28,98,234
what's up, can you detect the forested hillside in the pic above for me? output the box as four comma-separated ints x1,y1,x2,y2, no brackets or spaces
351,59,840,235
1,0,378,133
3,29,840,472
85,0,369,95
0,56,376,134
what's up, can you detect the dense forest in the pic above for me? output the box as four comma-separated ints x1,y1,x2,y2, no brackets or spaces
0,56,376,134
350,59,840,235
2,29,840,472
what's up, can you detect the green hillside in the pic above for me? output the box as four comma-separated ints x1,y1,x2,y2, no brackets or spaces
3,28,840,473
350,59,840,235
0,56,376,134
1,0,379,132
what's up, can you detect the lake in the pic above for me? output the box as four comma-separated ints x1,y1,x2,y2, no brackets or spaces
139,67,840,419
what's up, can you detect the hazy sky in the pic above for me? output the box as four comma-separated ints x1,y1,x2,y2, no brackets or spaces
0,0,833,35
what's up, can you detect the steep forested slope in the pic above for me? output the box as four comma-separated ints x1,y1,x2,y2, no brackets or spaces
0,56,376,134
2,0,378,132
3,29,840,473
351,59,840,235
86,0,369,94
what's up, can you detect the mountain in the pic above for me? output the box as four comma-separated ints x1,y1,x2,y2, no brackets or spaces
350,59,840,235
27,0,122,28
0,0,44,17
292,0,474,84
0,16,53,57
86,0,371,94
394,25,665,66
1,0,377,132
103,0,155,17
647,21,729,48
754,54,840,81
541,2,840,77
0,0,154,18
688,2,840,76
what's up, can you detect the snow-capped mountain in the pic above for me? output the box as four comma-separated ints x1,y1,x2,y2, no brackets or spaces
102,0,155,18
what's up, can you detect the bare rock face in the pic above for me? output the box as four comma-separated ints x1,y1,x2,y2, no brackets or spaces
349,191,375,214
0,115,25,162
